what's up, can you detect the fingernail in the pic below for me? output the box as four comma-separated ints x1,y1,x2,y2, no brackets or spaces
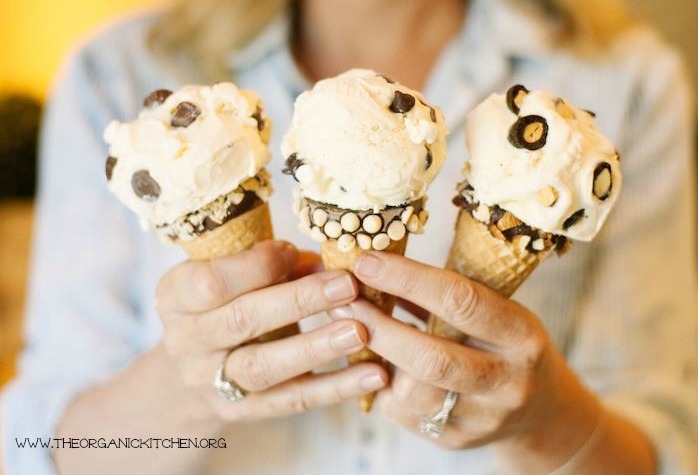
280,243,298,268
330,325,364,352
359,373,385,392
328,305,353,319
323,275,356,301
354,253,384,279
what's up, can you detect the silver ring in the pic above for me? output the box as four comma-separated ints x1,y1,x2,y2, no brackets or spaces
419,390,459,438
213,352,247,402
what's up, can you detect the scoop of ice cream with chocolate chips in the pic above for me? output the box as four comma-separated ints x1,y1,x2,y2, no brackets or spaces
281,69,447,251
104,83,272,240
459,85,621,243
282,68,447,211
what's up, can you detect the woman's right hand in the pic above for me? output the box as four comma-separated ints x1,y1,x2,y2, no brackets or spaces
155,240,388,424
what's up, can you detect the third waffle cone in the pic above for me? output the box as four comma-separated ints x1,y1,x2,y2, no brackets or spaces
321,235,408,413
179,202,298,342
427,210,551,342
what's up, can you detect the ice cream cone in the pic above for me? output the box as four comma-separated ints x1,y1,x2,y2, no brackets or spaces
104,83,297,343
427,210,553,341
281,69,449,412
429,84,621,341
321,233,408,413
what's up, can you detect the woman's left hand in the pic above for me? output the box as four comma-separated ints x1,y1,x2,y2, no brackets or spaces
329,251,600,452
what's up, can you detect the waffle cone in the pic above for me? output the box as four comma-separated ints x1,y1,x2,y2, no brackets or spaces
179,202,299,342
427,210,552,341
321,235,408,413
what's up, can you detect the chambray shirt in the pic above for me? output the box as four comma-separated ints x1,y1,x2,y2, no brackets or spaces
3,1,697,474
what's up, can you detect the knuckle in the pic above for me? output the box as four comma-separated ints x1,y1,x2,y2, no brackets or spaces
224,303,259,343
192,264,226,309
254,245,286,283
299,337,324,368
235,349,271,390
414,345,455,385
470,358,505,392
444,279,479,327
392,375,419,403
288,281,315,316
289,388,313,414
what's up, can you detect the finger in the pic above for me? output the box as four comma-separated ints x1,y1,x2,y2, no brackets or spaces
389,370,449,417
330,301,507,393
375,387,466,450
223,363,388,421
157,240,298,313
203,270,359,348
289,251,323,280
353,252,535,346
225,320,368,391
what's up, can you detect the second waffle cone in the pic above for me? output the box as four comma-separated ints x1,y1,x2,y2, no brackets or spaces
321,236,408,413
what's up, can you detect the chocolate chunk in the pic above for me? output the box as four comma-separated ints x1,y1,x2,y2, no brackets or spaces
592,162,613,201
506,85,529,115
501,224,536,241
508,115,548,151
583,109,597,118
171,102,201,128
553,235,571,255
105,156,117,181
380,75,395,84
131,170,161,202
143,89,173,108
339,185,347,192
562,209,585,230
282,153,305,181
251,104,265,132
425,146,433,170
389,91,416,113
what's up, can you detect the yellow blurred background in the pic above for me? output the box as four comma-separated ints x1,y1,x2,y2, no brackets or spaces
0,0,162,99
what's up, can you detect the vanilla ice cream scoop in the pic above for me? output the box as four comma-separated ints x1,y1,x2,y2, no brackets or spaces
104,83,271,229
464,85,621,241
281,69,448,211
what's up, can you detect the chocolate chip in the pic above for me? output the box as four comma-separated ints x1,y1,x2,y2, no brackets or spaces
105,156,117,181
429,107,437,122
425,146,433,170
282,153,305,181
143,89,172,108
554,235,571,255
339,186,347,192
506,85,529,115
501,224,536,241
562,209,585,230
171,102,201,128
583,109,597,118
508,115,548,150
251,104,265,132
131,170,161,202
592,162,613,201
389,91,416,113
380,75,395,84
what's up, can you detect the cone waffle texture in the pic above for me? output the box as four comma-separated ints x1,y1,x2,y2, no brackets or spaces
321,235,408,413
427,210,551,341
179,202,298,342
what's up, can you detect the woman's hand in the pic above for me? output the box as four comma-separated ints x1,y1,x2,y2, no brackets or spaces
329,251,607,470
155,240,388,425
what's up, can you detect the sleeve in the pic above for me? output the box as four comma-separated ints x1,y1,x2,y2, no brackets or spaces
0,44,148,474
568,46,698,474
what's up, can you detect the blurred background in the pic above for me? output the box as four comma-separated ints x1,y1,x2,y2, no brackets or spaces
0,0,697,388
